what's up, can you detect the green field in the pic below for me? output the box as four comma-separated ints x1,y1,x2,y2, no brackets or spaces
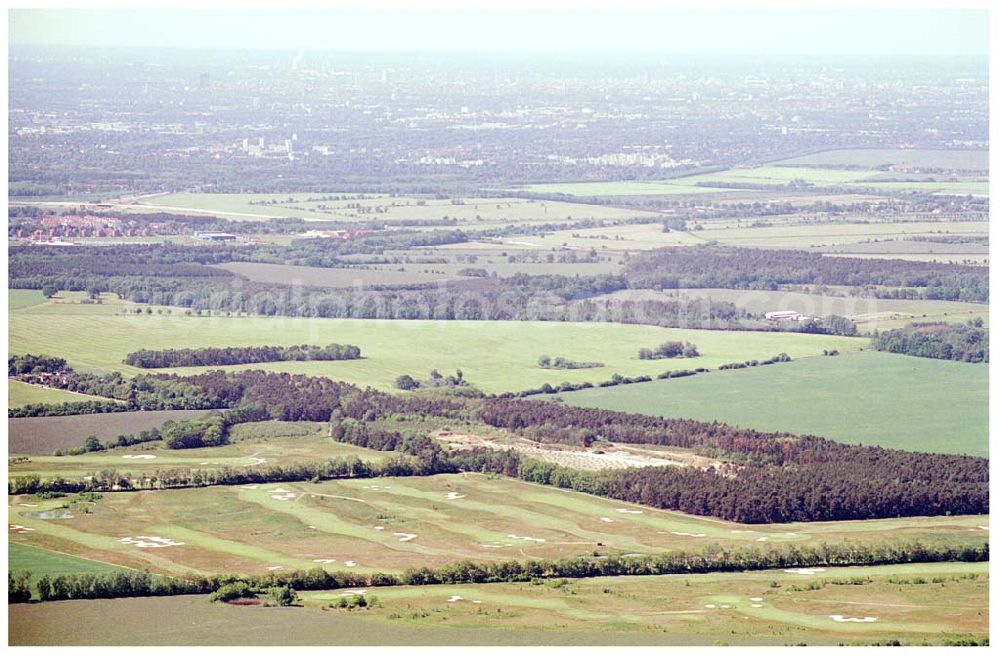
560,350,988,457
513,180,730,197
8,542,132,588
8,474,989,578
8,289,47,311
597,288,989,334
9,422,390,478
513,161,988,198
10,562,987,645
466,216,988,256
774,149,989,171
8,300,865,394
132,193,661,225
8,380,114,409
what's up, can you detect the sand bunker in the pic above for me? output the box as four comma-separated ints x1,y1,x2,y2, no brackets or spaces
599,517,614,523
270,488,291,493
122,454,157,460
756,537,769,542
10,524,35,534
271,492,296,501
19,504,39,508
616,508,642,515
313,559,337,564
752,604,763,608
783,567,827,575
338,589,367,596
704,604,716,609
830,615,877,623
481,543,513,548
343,560,357,567
267,566,283,571
978,526,988,531
446,492,466,500
750,597,763,602
665,531,706,538
374,526,385,531
119,535,184,548
507,534,545,543
447,596,464,603
730,530,755,534
393,532,417,542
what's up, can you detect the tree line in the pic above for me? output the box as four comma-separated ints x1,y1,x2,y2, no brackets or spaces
10,540,987,603
124,343,362,368
625,246,988,303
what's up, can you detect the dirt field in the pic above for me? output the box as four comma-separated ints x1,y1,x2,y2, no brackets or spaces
8,410,214,455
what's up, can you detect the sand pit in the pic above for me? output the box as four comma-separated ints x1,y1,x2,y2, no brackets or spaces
308,525,317,529
10,524,35,534
122,454,157,460
978,526,988,530
373,525,385,530
447,596,464,603
704,604,716,609
19,504,39,507
830,615,877,623
750,597,763,602
664,531,706,538
118,535,184,548
267,566,284,571
730,530,755,534
756,537,769,542
616,508,642,515
480,543,513,548
752,604,763,608
599,517,614,523
344,560,357,567
446,492,466,500
338,589,367,596
271,492,297,501
473,600,482,604
783,567,826,575
507,533,545,543
270,488,291,493
313,559,336,564
393,532,417,542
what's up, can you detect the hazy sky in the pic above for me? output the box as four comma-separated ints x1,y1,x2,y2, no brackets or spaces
8,8,989,56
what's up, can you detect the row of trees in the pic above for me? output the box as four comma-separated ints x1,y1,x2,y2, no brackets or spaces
124,343,362,368
537,355,604,369
626,246,988,302
11,541,988,603
872,319,988,363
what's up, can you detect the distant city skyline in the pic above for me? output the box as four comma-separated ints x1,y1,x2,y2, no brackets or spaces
8,8,990,57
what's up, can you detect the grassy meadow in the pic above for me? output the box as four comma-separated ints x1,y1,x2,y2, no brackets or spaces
134,193,661,224
8,299,865,394
8,474,989,578
8,380,114,409
9,561,988,645
560,351,988,457
9,422,390,477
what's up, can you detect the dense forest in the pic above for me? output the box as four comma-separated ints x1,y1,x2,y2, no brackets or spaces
123,343,362,368
626,246,989,302
873,320,988,363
